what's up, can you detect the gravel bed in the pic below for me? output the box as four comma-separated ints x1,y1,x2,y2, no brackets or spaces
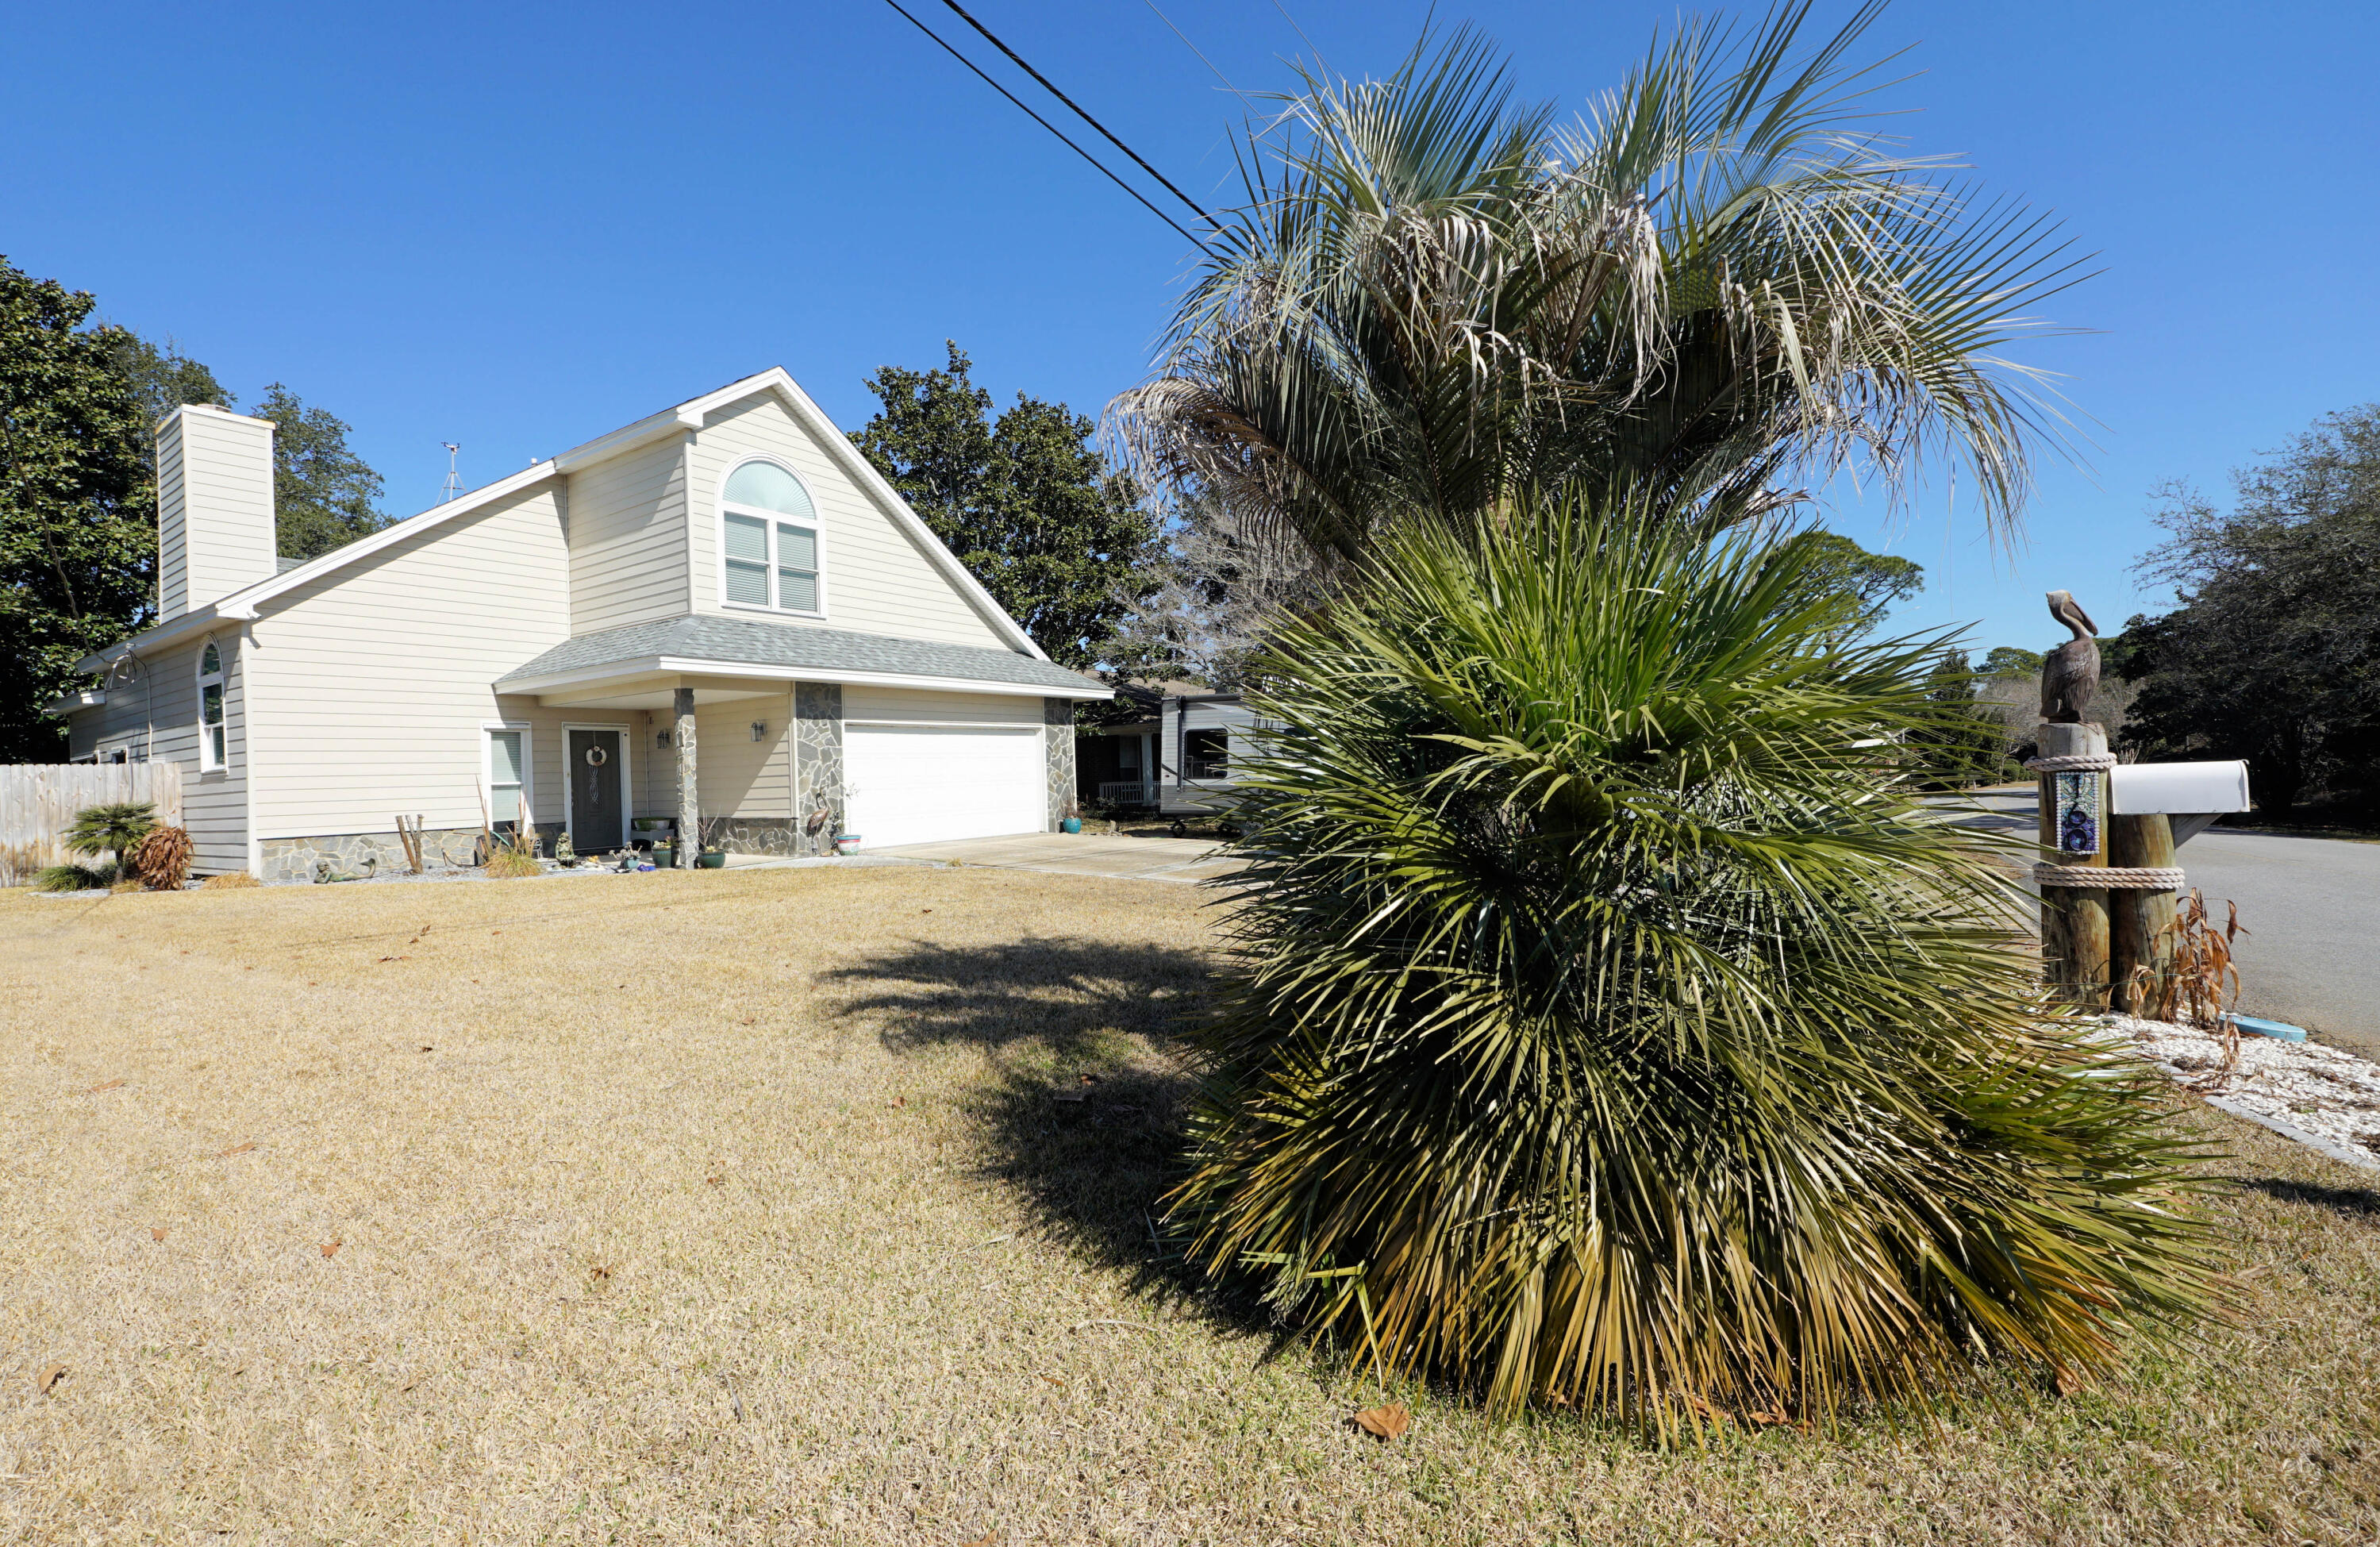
2113,1013,2380,1165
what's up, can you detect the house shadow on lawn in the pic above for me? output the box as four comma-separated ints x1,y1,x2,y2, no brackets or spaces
824,935,1280,1333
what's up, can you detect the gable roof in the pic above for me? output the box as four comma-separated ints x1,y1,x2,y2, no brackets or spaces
495,614,1105,698
77,368,1045,672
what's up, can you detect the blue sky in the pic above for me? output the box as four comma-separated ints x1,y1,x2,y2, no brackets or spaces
9,1,2376,658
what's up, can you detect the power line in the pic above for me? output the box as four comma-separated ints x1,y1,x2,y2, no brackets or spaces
935,0,1221,232
1141,0,1244,98
881,0,1207,250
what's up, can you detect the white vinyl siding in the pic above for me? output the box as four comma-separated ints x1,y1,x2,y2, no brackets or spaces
683,394,1015,649
244,481,586,840
156,407,277,621
694,694,794,819
565,434,690,634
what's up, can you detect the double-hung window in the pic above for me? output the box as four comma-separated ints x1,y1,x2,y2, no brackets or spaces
197,639,227,771
720,460,821,615
486,726,529,831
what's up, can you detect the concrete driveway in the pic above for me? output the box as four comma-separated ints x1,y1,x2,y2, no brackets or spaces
1945,785,2380,1062
870,831,1244,884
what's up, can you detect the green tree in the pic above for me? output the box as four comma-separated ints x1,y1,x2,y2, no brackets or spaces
852,342,1156,668
252,383,389,561
1778,529,1924,628
1911,649,2007,789
1113,13,2072,564
2120,406,2380,818
1981,645,2045,678
105,332,233,426
0,257,155,760
1171,491,2211,1427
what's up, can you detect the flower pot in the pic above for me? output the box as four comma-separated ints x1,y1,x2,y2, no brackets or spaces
650,845,674,868
832,834,862,856
696,850,727,869
1060,817,1082,833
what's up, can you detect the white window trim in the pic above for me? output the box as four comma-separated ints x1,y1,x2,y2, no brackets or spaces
559,723,631,850
716,455,827,620
482,722,534,831
196,636,227,772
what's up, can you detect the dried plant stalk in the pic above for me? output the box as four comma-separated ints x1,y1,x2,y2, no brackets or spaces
128,825,194,891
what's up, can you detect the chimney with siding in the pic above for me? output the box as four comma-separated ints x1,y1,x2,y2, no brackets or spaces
156,404,277,621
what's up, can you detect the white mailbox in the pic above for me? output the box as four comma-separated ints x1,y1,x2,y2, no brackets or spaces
2109,760,2251,815
2109,760,2251,845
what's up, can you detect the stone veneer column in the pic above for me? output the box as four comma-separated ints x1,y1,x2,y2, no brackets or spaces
794,683,844,856
1044,698,1077,829
673,685,698,868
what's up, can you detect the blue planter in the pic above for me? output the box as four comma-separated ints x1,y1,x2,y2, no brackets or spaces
1060,817,1082,833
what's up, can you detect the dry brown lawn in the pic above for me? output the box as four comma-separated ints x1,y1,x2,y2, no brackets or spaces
2,866,2378,1545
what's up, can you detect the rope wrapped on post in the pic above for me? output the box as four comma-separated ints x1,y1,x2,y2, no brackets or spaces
2024,752,2119,772
2032,864,2187,889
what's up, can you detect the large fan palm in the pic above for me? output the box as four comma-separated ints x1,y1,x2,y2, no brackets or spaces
1113,5,2078,561
1168,492,2212,1430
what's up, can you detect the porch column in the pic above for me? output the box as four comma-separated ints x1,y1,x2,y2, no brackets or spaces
673,685,698,868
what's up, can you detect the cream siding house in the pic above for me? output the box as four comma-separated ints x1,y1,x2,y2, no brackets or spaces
58,370,1105,879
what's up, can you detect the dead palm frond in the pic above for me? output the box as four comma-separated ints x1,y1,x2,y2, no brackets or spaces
1168,491,2212,1436
1111,8,2081,561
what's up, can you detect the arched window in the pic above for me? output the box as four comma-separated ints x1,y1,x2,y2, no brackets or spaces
197,638,227,771
719,460,821,615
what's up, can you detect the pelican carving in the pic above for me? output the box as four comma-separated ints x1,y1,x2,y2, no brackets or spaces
2040,590,2101,724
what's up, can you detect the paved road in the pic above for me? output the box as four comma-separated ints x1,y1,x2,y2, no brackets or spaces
1951,786,2380,1061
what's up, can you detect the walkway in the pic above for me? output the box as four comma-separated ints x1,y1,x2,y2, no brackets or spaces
868,831,1242,884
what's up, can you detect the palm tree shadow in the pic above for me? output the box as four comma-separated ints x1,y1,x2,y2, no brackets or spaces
2234,1175,2380,1218
822,936,1285,1337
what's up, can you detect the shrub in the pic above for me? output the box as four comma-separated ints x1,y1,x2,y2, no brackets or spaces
485,828,544,879
64,802,158,864
1169,494,2215,1432
35,861,117,893
127,825,194,890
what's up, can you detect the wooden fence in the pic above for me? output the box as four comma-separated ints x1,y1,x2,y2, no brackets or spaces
0,764,184,886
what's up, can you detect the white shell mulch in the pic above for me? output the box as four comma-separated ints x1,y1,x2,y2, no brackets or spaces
2109,1014,2380,1170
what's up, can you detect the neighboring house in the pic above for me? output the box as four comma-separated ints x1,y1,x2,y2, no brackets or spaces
51,369,1107,879
1075,687,1269,819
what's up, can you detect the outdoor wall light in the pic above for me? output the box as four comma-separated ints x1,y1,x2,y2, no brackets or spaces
751,720,767,741
656,730,671,748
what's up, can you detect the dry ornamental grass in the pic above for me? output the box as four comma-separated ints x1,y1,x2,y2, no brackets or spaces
1,868,2377,1543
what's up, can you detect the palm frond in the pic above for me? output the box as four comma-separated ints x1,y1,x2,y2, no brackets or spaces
1167,491,2214,1434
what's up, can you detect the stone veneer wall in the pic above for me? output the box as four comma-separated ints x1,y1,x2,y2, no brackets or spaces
1044,698,1076,828
256,822,563,883
791,682,845,857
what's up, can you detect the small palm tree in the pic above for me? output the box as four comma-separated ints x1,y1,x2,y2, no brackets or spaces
1113,10,2076,564
64,802,158,868
1169,493,2212,1432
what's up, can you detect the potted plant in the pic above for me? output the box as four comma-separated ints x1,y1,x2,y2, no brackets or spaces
694,818,729,868
1060,799,1083,835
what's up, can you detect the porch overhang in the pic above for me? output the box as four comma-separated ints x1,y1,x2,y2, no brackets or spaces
491,615,1111,707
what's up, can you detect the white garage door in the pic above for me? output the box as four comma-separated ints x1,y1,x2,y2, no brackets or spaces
844,724,1046,849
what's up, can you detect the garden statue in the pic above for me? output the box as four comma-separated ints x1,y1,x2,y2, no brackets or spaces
2040,590,2101,723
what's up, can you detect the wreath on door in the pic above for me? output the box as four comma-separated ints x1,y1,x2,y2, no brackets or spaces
584,745,609,768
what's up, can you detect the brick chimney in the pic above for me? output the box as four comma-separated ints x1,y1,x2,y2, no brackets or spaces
156,404,277,621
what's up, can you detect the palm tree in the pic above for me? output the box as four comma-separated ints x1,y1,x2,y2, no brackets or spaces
64,801,157,869
1167,493,2212,1430
1112,5,2078,564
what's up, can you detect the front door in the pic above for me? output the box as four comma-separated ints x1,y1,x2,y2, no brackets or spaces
567,728,626,852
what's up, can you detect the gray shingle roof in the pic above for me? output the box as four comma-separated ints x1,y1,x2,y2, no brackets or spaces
494,614,1097,695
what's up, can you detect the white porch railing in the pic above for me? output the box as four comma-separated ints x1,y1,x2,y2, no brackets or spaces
1096,779,1155,806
